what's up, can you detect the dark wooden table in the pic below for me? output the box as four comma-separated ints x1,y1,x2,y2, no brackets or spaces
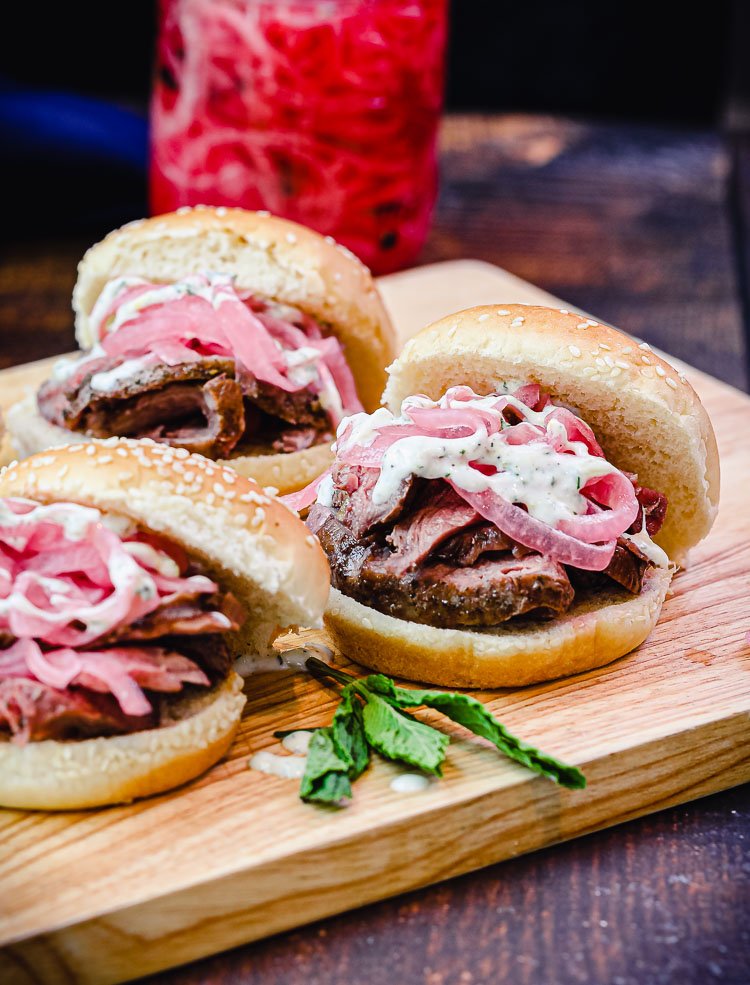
1,115,748,985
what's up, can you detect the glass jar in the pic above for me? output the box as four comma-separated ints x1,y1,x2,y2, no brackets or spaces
150,0,448,274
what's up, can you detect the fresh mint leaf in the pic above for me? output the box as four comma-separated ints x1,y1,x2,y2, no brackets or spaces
332,686,369,780
300,727,352,804
364,675,585,790
358,687,448,775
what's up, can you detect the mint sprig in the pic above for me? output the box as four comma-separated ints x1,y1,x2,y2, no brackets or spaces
299,659,585,805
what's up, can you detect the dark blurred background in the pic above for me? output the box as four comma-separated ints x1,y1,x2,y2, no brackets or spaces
1,0,748,239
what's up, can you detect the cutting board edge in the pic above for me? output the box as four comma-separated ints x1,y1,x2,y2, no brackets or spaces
2,708,748,985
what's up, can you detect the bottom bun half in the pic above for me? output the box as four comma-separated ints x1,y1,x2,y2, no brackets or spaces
0,672,246,811
323,567,673,689
6,394,332,495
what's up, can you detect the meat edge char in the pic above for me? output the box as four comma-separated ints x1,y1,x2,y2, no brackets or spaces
312,506,575,629
38,355,333,459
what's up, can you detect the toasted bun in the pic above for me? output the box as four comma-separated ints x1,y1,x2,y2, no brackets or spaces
0,438,330,660
5,393,332,496
72,206,396,414
383,304,719,564
0,673,246,810
324,566,673,688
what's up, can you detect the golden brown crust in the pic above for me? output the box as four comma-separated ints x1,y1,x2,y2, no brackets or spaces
72,206,397,413
0,438,330,657
0,673,246,810
324,566,673,688
383,304,719,563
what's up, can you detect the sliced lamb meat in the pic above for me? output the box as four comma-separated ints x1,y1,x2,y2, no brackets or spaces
85,374,246,459
98,587,245,645
384,485,481,574
435,523,530,567
314,508,574,628
634,484,668,537
270,425,333,454
330,464,419,539
245,378,329,428
0,677,155,743
44,357,237,431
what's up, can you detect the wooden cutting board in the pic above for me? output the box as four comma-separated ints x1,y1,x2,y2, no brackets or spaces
1,260,749,985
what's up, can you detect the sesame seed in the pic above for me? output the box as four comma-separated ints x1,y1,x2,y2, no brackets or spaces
679,374,688,384
639,342,651,351
568,344,581,357
511,317,525,327
285,232,297,244
586,320,598,327
477,313,490,323
559,309,570,314
496,309,510,316
595,357,606,367
324,235,336,245
615,360,629,369
604,355,614,367
599,343,612,351
589,374,601,382
582,366,596,376
576,322,589,330
98,455,113,464
641,355,651,365
213,483,226,496
655,366,666,377
86,445,96,456
206,492,216,505
666,377,678,389
621,346,633,354
610,367,622,377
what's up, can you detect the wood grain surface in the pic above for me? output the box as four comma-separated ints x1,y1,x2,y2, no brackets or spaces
1,258,749,985
0,114,748,985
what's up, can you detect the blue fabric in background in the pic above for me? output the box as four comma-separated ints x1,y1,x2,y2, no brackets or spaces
0,86,149,238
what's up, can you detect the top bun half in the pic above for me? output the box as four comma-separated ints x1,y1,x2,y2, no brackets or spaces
383,304,719,564
0,438,330,657
72,207,397,413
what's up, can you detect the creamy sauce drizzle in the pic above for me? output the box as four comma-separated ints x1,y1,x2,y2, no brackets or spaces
334,393,618,529
326,389,669,567
390,773,431,793
248,750,307,780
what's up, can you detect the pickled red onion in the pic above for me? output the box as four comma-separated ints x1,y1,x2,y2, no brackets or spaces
90,276,362,425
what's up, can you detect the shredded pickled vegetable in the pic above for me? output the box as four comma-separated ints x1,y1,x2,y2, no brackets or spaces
150,0,448,273
284,386,644,571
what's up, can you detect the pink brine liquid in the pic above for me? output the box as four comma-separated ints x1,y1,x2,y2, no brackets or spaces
150,0,448,274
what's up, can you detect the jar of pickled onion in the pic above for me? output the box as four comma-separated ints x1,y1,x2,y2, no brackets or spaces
149,0,448,274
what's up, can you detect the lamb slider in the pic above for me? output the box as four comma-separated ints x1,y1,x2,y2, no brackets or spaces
287,304,719,688
7,207,396,494
0,438,329,809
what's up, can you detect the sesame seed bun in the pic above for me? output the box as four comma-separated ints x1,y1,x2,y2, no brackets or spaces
0,673,246,811
383,304,719,565
324,566,673,689
8,207,396,493
0,438,330,808
320,304,717,688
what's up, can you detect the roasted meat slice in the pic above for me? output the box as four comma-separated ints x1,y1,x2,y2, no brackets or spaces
330,464,419,539
0,677,155,743
314,508,574,628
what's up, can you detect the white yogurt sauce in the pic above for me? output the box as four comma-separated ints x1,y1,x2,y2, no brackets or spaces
390,773,431,794
281,730,314,755
248,750,307,780
89,356,155,394
334,392,617,529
